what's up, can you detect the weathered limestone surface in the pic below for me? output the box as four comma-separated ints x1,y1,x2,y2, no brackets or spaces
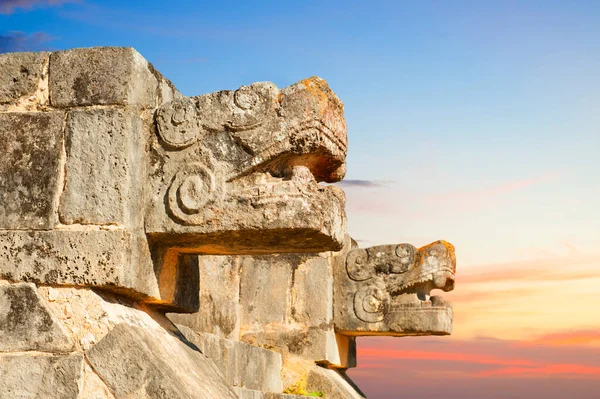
172,251,357,391
0,112,63,229
306,367,366,399
0,354,84,399
179,326,284,393
80,362,116,399
59,108,144,226
0,282,73,352
173,235,456,395
169,255,241,338
334,237,456,336
0,51,48,105
237,254,340,364
0,230,158,299
234,388,308,399
87,323,238,399
49,47,159,108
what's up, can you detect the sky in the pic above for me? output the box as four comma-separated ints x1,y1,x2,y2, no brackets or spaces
2,0,599,398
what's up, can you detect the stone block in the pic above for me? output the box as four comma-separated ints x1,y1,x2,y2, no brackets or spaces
243,327,344,367
59,108,143,226
168,255,241,338
0,230,159,300
87,323,238,399
49,47,158,108
232,339,283,393
79,362,115,399
237,252,349,366
178,326,284,393
233,388,308,399
0,354,84,399
0,51,48,104
335,333,357,369
0,112,64,229
299,329,348,368
0,282,74,352
291,255,332,327
239,255,292,327
306,367,365,399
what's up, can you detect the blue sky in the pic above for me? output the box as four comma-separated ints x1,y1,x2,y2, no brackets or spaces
2,1,600,398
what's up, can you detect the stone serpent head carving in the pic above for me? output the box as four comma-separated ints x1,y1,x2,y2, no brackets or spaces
334,237,456,336
146,78,349,310
146,77,347,255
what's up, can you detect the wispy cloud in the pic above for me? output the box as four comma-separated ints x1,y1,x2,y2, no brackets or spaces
0,0,79,14
359,348,537,368
343,168,571,216
477,364,600,378
458,254,600,285
336,179,396,188
430,170,566,203
0,31,55,53
530,330,600,347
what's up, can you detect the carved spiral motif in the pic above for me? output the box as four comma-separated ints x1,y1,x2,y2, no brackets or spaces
156,97,202,149
167,164,215,224
354,283,389,323
346,249,372,281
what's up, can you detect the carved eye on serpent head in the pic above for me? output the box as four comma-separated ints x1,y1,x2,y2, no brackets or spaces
346,248,372,281
391,244,416,274
156,97,203,149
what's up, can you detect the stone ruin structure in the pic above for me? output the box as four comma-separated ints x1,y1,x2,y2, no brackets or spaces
0,47,457,398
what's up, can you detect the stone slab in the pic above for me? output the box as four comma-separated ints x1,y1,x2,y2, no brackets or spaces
0,230,159,300
237,253,347,367
0,112,64,229
234,388,308,399
291,255,332,327
0,52,48,104
0,282,74,352
168,255,240,338
178,326,283,393
239,255,291,326
306,367,365,399
49,47,158,108
59,108,143,226
80,362,115,399
0,354,84,399
87,323,237,399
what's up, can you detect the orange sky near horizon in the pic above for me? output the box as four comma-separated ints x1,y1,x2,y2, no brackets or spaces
347,252,600,398
342,168,600,398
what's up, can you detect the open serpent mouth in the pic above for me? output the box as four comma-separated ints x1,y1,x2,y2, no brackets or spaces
228,126,347,202
389,268,455,308
230,165,343,204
